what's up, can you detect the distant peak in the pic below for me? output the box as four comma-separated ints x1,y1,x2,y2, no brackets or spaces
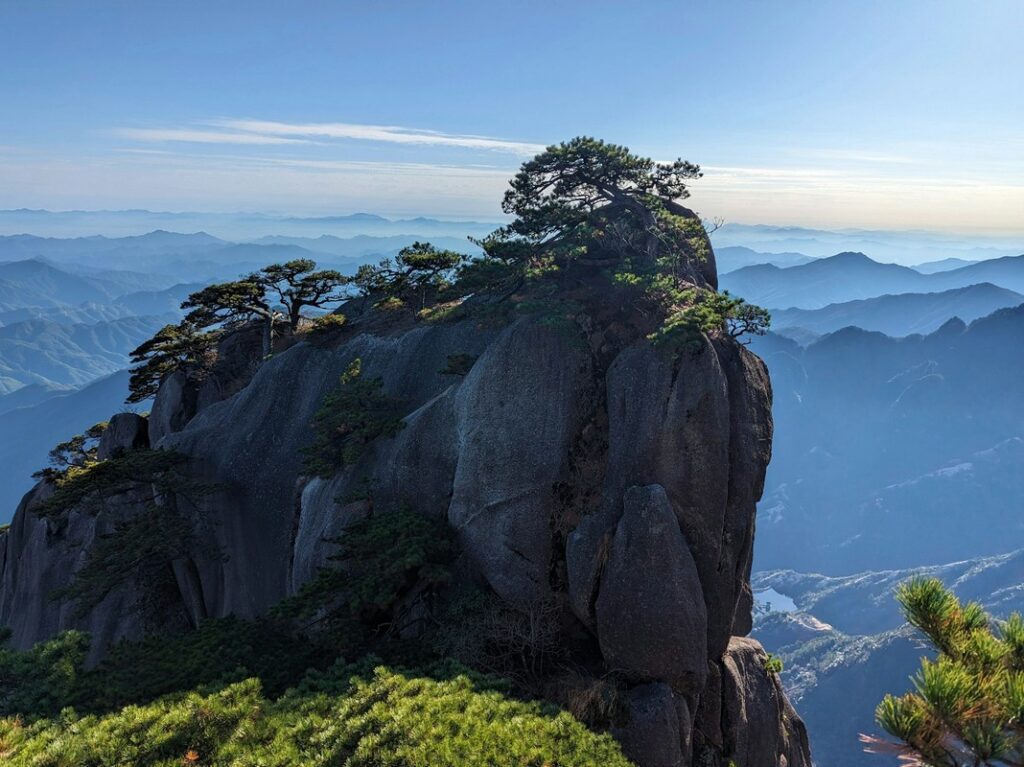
933,316,968,336
827,251,873,263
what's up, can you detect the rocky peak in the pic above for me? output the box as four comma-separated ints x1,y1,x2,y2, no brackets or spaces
0,217,808,766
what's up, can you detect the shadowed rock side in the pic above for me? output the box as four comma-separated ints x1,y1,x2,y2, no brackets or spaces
0,286,808,766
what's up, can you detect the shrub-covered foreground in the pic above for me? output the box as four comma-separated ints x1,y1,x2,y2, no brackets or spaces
0,662,632,767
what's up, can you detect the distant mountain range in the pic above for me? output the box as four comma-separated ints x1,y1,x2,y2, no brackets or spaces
771,282,1024,337
0,209,500,241
0,314,172,388
0,230,484,281
714,246,815,272
721,251,1024,309
750,305,1024,575
0,370,139,516
711,222,1023,264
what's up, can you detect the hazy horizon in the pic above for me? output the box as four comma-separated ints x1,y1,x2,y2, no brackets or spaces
3,1,1022,234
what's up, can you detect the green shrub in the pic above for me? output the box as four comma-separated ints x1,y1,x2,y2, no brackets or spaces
32,449,192,520
302,359,407,477
0,629,89,718
763,653,784,674
439,353,478,376
274,507,455,655
0,663,633,766
306,312,347,344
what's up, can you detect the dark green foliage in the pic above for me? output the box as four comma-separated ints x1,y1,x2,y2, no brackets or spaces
866,577,1024,765
0,629,89,717
304,311,347,345
128,258,347,401
274,507,455,653
31,448,191,519
181,276,274,334
31,421,107,480
127,321,219,403
439,353,478,376
645,287,771,347
302,358,406,477
487,136,703,268
84,616,321,711
0,663,632,766
0,618,317,719
51,503,197,617
259,259,347,329
350,241,466,309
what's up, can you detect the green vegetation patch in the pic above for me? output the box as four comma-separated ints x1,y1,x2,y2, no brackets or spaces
302,359,407,477
33,448,191,519
274,507,455,656
0,662,632,767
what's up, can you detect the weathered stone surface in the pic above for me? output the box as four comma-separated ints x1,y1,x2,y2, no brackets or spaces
721,637,811,767
693,661,724,753
96,412,149,460
601,337,746,658
448,319,594,607
717,342,773,647
595,485,708,695
0,483,189,664
613,683,686,767
565,506,617,630
148,369,198,446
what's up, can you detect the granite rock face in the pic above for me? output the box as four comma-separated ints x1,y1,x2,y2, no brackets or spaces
0,260,807,766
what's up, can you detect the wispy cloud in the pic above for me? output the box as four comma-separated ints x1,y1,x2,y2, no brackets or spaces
112,128,311,145
112,119,546,155
213,119,546,154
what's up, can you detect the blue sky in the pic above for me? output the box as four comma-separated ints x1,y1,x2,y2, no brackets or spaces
1,0,1022,232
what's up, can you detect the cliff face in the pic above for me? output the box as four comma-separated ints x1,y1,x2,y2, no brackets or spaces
0,259,809,766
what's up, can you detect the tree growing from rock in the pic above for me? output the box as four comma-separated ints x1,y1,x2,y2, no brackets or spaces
32,422,107,480
183,259,347,357
482,136,704,269
350,242,465,309
127,321,219,403
259,259,347,329
864,577,1024,766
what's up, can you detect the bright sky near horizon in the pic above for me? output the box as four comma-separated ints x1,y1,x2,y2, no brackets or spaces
1,0,1022,233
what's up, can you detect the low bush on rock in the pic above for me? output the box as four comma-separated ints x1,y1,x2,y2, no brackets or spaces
302,358,407,477
32,448,194,520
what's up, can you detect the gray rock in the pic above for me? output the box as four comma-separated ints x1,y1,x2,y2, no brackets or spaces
721,637,811,767
0,483,188,664
96,413,149,460
613,683,686,767
601,337,744,657
148,370,197,446
716,342,773,647
448,319,594,607
595,485,708,695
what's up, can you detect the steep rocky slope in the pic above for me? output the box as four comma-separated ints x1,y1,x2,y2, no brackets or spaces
0,239,809,766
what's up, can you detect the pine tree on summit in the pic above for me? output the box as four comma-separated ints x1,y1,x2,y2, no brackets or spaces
480,136,706,272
